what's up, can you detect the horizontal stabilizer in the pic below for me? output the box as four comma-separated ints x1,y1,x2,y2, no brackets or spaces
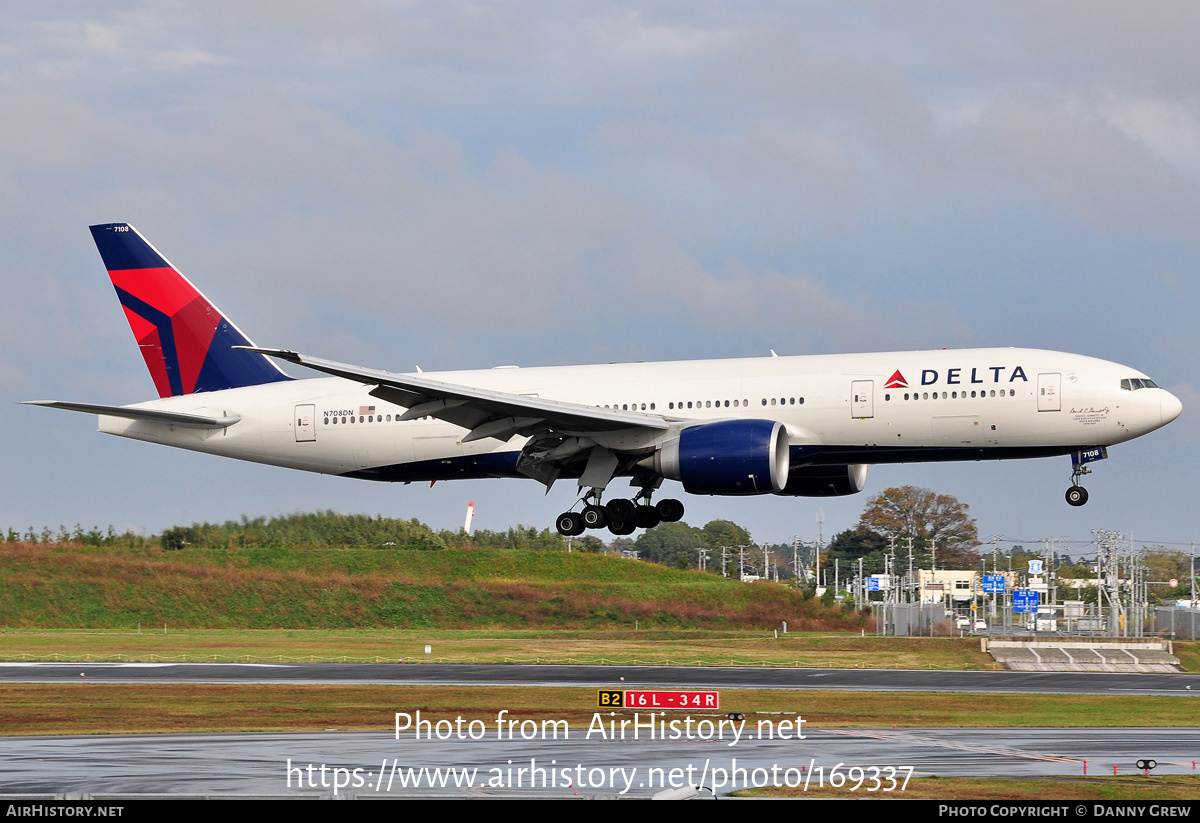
21,401,240,429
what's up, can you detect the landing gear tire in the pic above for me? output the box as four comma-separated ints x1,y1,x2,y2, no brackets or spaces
607,515,636,536
605,498,636,522
581,504,607,530
556,512,585,536
1065,486,1089,507
634,505,661,529
655,498,685,522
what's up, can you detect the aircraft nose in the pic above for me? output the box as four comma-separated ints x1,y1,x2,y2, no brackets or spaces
1161,390,1183,426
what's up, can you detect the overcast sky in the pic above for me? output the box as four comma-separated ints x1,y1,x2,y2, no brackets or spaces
4,2,1198,558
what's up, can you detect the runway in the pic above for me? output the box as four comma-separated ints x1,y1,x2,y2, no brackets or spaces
1,727,1196,798
3,663,1197,798
0,661,1197,695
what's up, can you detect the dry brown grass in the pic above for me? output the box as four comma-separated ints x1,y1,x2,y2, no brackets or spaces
0,629,999,669
0,684,1195,736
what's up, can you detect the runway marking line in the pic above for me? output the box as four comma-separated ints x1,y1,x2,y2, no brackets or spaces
821,728,1079,764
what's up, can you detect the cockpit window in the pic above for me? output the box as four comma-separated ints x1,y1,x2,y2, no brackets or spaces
1121,378,1160,391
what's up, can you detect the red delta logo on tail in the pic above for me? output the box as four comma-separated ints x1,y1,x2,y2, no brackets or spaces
89,223,290,397
884,370,908,389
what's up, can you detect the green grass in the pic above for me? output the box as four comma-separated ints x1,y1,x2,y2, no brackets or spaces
0,628,1004,667
0,542,869,631
1,684,1196,736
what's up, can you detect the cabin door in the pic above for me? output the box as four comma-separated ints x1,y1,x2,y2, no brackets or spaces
851,380,874,419
1037,373,1061,412
295,404,316,441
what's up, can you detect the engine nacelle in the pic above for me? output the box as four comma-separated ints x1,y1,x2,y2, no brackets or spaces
646,420,790,495
774,463,868,497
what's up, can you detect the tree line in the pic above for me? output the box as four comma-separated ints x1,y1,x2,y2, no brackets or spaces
6,488,1194,602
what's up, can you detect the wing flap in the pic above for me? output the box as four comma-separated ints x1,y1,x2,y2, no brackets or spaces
242,347,670,435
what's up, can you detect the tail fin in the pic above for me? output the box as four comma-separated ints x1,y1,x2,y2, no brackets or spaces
89,223,292,397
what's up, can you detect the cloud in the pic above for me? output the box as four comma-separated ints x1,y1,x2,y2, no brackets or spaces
1099,94,1200,182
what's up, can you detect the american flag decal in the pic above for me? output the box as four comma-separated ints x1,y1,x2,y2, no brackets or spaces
359,405,376,415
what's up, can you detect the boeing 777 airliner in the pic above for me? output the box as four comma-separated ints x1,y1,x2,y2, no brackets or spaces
25,223,1183,536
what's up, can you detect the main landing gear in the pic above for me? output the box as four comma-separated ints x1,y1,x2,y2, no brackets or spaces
1065,464,1090,507
555,490,685,537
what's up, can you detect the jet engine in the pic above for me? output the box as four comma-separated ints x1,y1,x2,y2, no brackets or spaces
641,420,789,495
774,463,868,497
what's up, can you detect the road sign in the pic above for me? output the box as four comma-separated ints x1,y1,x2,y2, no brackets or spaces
1013,590,1039,613
983,575,1006,593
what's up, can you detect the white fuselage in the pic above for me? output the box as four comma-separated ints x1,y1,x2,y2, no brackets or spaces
96,347,1180,493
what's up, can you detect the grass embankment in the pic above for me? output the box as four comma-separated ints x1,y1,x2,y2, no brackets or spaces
0,541,867,631
1174,642,1200,672
0,629,1000,668
1,685,1196,736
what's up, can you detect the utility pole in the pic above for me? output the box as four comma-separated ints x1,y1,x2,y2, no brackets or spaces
792,536,800,586
1094,530,1124,637
814,540,821,589
906,536,914,604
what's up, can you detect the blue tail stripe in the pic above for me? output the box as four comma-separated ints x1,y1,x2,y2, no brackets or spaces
90,223,167,271
194,326,293,393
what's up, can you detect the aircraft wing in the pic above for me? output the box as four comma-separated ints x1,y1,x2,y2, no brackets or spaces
21,401,241,429
241,348,671,442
